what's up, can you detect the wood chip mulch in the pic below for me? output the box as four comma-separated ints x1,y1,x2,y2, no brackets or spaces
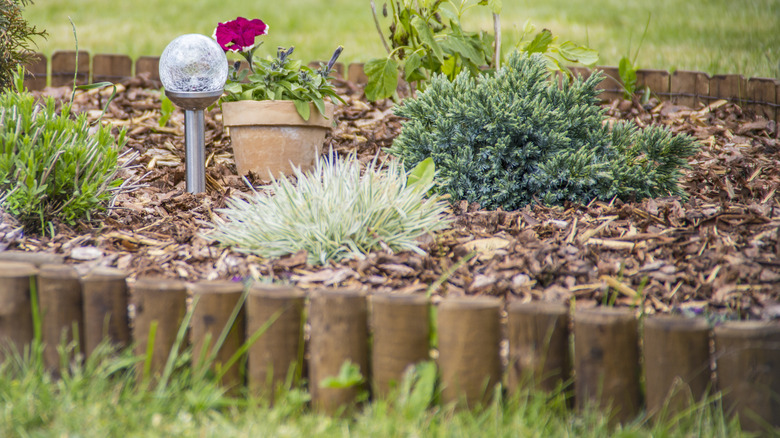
1,74,778,320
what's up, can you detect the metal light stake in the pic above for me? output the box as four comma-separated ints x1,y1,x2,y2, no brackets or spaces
165,90,222,193
159,34,228,193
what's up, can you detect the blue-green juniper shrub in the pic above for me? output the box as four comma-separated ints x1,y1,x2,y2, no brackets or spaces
388,51,700,211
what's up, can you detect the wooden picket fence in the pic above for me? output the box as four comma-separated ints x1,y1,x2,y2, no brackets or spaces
21,51,780,124
0,259,778,433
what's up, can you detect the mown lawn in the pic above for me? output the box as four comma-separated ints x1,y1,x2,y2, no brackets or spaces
24,0,779,78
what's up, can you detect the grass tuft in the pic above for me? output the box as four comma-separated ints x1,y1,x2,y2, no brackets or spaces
204,150,452,265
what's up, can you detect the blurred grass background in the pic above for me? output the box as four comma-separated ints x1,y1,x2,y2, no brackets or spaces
24,0,779,78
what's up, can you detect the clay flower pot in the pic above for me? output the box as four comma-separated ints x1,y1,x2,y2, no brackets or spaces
222,100,334,179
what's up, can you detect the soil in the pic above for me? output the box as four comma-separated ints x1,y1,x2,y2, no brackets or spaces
2,74,779,320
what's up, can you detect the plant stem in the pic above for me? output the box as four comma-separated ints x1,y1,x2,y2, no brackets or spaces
370,0,391,54
493,13,501,69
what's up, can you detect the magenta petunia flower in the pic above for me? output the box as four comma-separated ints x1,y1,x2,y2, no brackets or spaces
214,17,268,53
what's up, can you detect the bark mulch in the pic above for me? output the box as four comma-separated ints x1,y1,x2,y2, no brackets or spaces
1,74,778,320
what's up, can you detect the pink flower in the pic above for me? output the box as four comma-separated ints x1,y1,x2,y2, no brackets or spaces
214,17,268,53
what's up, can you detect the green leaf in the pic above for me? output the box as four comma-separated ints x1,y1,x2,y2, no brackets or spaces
523,29,553,54
558,41,599,66
365,57,399,101
411,15,443,62
444,34,486,66
619,56,638,97
407,157,435,192
293,99,311,121
479,0,502,14
403,52,424,82
319,360,364,389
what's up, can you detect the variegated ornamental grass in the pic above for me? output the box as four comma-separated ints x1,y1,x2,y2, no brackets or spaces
204,151,451,265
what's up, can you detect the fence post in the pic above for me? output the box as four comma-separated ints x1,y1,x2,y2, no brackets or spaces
643,315,711,418
92,54,133,83
574,307,641,425
671,70,710,108
636,69,670,101
189,281,246,391
0,262,37,361
593,66,622,101
714,321,780,433
507,301,571,395
437,296,502,408
371,293,431,398
246,283,306,401
50,50,90,87
135,56,161,82
309,289,369,414
131,278,187,381
37,264,83,374
23,52,47,90
80,267,130,358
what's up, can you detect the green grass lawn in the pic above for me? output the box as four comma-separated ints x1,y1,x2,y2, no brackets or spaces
0,344,751,437
24,0,779,79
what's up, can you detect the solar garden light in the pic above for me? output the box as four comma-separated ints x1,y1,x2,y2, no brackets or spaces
159,34,228,193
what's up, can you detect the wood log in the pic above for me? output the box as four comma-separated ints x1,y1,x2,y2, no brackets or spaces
0,251,64,266
593,66,622,102
371,293,430,398
135,56,161,82
507,301,571,394
309,289,369,414
643,315,711,417
50,50,90,87
23,52,47,90
80,267,130,357
714,321,780,433
437,296,502,408
574,307,640,425
92,54,133,83
671,70,710,108
37,264,83,374
246,283,306,401
636,69,670,101
0,262,37,362
190,281,246,391
746,77,778,122
131,278,187,382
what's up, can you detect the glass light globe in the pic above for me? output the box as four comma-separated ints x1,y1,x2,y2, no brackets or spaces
159,34,228,93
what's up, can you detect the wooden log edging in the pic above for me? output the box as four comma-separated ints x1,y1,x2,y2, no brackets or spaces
0,261,778,433
21,51,780,124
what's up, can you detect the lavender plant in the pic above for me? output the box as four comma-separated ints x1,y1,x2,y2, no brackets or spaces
203,151,451,265
0,68,130,233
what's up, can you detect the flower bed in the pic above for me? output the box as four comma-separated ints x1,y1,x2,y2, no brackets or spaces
0,72,777,320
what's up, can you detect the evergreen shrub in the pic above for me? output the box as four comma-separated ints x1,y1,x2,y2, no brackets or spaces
388,52,700,210
0,70,128,233
0,0,46,90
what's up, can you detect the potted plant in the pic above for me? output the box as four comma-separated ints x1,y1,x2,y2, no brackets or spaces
214,17,343,179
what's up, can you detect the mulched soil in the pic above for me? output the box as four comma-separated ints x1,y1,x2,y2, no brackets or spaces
2,74,778,320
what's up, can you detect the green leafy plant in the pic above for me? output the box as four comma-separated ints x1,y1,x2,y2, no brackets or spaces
0,0,46,91
320,360,365,389
158,88,175,127
215,17,344,120
618,13,651,100
0,67,129,233
365,0,597,101
203,150,452,265
389,52,700,211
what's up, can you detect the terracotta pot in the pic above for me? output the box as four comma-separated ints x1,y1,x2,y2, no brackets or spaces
222,100,334,179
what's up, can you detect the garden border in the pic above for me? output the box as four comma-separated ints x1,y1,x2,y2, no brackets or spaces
22,51,780,124
1,258,778,433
